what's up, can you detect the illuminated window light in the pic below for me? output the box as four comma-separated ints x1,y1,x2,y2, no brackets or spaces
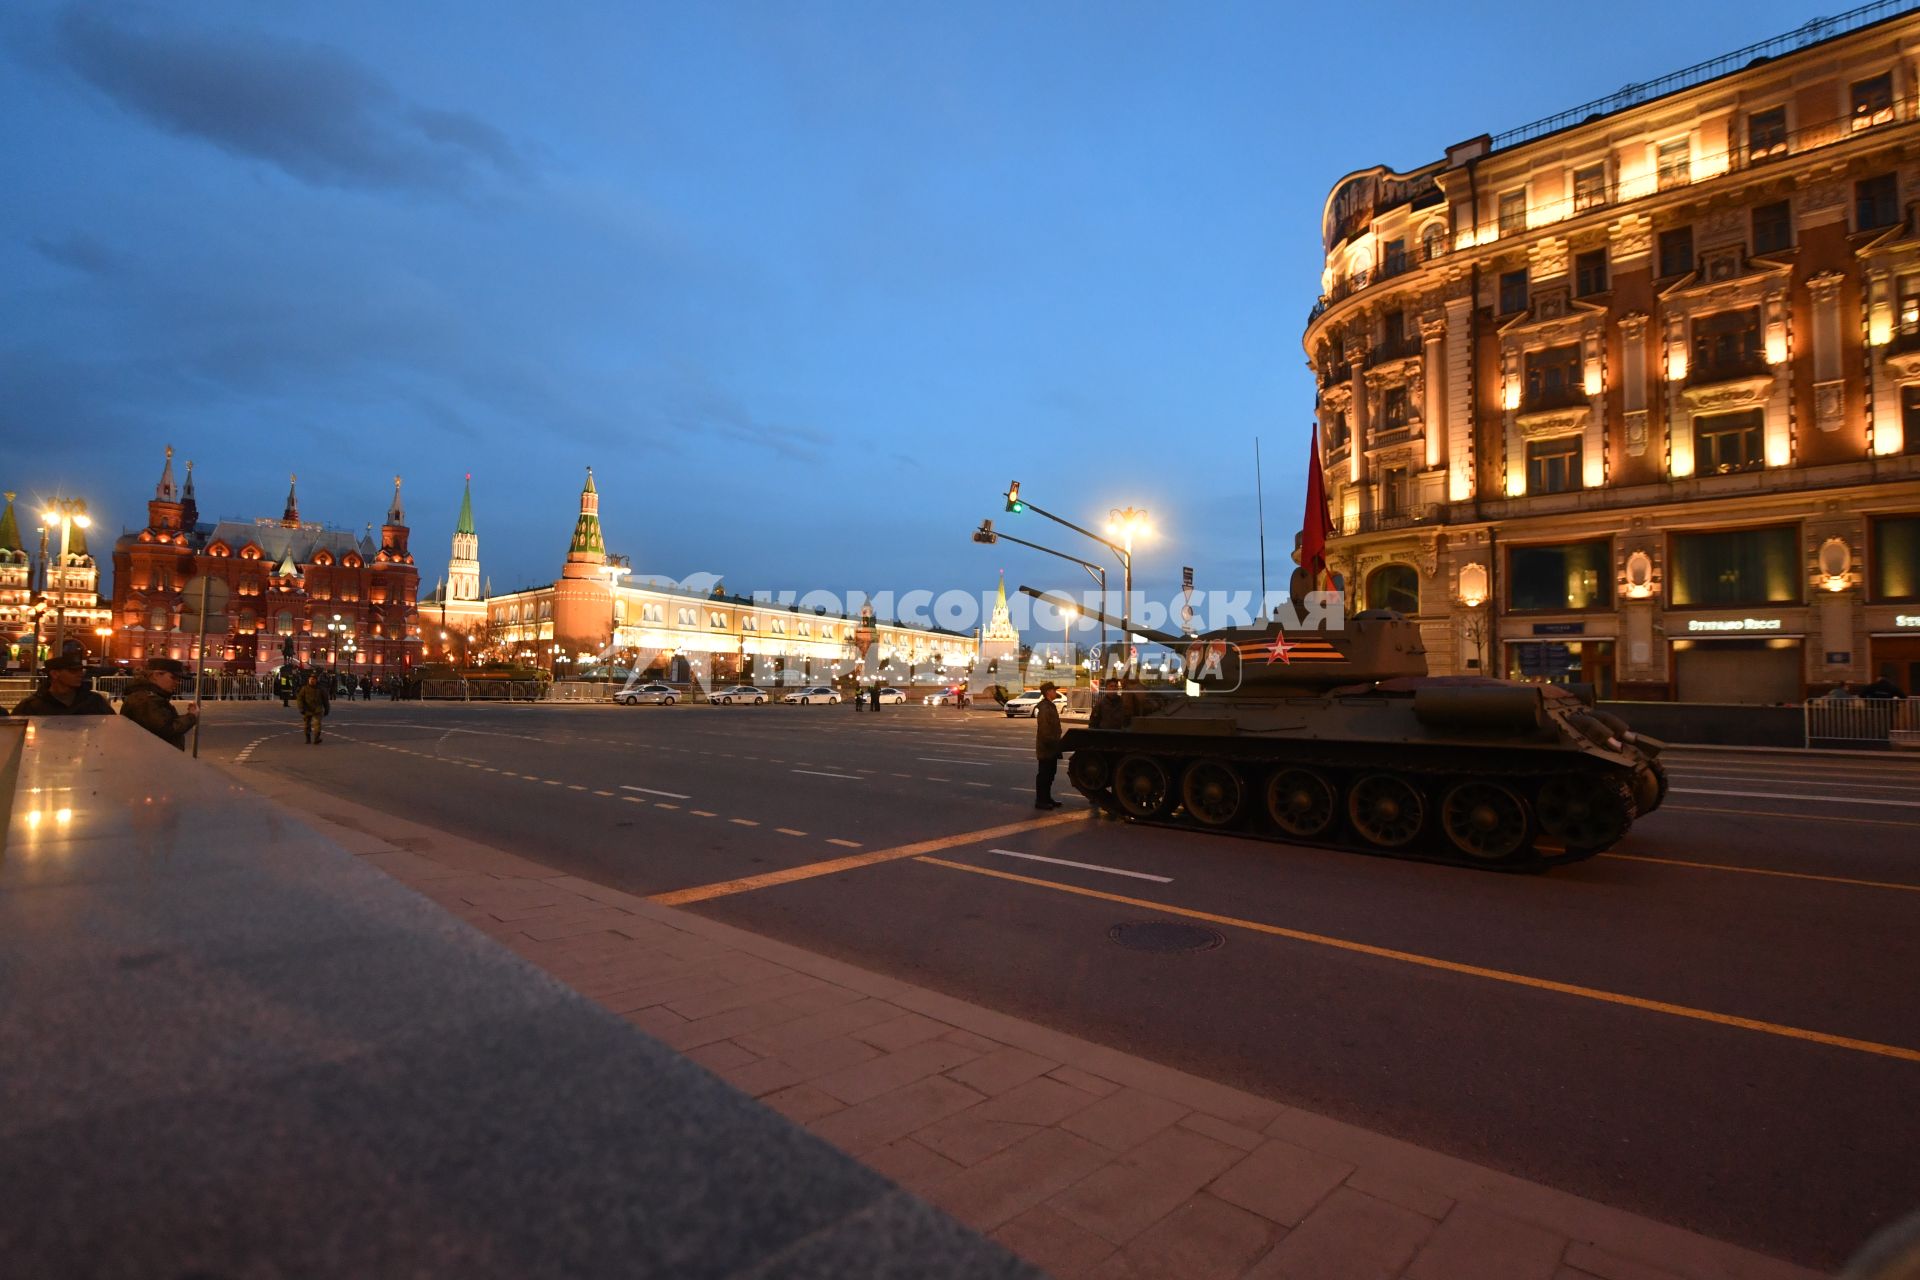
1505,467,1527,497
1666,347,1688,381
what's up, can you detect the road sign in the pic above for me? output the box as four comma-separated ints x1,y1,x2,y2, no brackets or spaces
179,576,231,630
1182,566,1194,593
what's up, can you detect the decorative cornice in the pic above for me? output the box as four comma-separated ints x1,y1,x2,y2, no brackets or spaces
1680,373,1775,410
1514,405,1592,438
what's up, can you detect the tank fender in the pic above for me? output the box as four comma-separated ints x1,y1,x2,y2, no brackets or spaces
1411,685,1545,734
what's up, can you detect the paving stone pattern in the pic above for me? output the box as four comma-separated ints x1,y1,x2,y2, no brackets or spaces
250,770,1825,1280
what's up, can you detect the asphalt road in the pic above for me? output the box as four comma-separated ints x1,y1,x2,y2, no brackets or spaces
199,697,1920,1270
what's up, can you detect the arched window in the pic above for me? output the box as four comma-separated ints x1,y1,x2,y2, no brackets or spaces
1365,564,1420,615
148,607,167,631
1421,222,1446,262
275,609,295,636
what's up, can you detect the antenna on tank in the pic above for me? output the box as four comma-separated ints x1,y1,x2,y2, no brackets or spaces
1255,436,1269,602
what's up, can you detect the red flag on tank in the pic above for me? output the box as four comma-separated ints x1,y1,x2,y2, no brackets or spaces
1301,423,1336,592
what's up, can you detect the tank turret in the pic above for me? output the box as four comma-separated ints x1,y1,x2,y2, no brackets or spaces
1021,586,1667,870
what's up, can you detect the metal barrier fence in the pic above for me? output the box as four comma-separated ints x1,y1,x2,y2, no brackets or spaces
1804,696,1920,748
419,679,549,702
91,674,278,702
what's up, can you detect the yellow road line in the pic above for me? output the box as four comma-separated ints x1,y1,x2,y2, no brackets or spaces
649,812,1082,906
1602,851,1920,893
1662,804,1920,827
917,856,1920,1065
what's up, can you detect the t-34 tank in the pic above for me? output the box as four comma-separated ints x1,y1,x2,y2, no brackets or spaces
1024,587,1667,870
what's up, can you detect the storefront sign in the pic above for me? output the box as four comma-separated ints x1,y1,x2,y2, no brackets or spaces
1825,651,1852,664
1686,618,1783,634
1897,614,1920,628
1532,622,1586,636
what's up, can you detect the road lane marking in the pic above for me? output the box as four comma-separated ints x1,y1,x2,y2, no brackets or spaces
777,828,808,837
621,786,691,799
1673,787,1920,809
1601,852,1920,893
919,757,996,766
730,818,759,827
646,812,1080,906
691,810,717,817
792,769,862,780
990,849,1172,883
1668,772,1920,793
622,796,646,804
827,838,862,848
1662,804,1919,827
916,857,1920,1065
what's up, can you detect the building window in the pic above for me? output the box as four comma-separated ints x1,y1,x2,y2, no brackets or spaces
1498,269,1529,315
1656,138,1690,190
1381,386,1411,429
1693,409,1766,474
1900,386,1920,449
1657,226,1694,277
1525,437,1583,494
1382,238,1407,276
1524,344,1583,410
1574,249,1608,297
1690,308,1764,382
1383,308,1406,350
1852,72,1894,129
1364,564,1419,614
1856,173,1899,231
1421,223,1446,261
1748,106,1788,160
1752,200,1792,254
1670,526,1800,607
1379,466,1409,516
1325,410,1348,449
1872,516,1920,601
1499,190,1527,236
1508,541,1612,612
1573,164,1606,212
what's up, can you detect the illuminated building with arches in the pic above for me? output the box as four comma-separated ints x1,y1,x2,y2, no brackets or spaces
474,468,979,685
1305,6,1920,701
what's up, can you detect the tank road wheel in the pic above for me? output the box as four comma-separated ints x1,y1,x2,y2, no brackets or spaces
1067,751,1113,795
1347,773,1425,849
1112,754,1173,818
1440,782,1532,862
1180,760,1244,828
1536,774,1636,852
1266,768,1338,839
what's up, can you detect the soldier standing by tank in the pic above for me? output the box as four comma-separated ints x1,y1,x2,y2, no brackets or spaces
120,657,198,751
1034,680,1063,809
296,671,329,745
11,651,113,716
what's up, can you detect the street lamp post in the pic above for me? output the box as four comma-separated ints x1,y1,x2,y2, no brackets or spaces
970,519,1108,669
994,484,1149,678
94,626,112,666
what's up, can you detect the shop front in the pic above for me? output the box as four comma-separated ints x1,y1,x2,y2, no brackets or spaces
1504,623,1616,698
1669,616,1804,703
1868,613,1920,694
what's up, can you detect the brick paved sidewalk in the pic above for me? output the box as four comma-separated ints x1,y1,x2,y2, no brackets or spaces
236,769,1822,1280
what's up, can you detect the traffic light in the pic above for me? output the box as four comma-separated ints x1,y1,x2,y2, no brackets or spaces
971,520,998,544
1004,481,1025,514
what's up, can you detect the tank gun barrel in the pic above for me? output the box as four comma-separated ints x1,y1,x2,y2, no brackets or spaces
1017,586,1184,647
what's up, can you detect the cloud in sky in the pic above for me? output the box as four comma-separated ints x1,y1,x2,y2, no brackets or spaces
50,3,527,194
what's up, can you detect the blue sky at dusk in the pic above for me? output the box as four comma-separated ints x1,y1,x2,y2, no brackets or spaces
1,0,1831,617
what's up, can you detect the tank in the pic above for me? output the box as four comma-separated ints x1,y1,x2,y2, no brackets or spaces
1027,587,1668,870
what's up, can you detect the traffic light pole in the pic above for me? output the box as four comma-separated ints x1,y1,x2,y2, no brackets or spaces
1001,487,1134,672
971,522,1108,665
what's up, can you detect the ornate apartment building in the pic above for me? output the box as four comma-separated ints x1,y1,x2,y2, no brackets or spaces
1305,3,1920,702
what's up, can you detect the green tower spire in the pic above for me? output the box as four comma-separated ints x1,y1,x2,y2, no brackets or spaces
456,472,475,536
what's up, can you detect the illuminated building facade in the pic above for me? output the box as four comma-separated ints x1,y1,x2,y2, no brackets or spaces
477,469,979,684
109,448,422,672
1305,5,1920,701
1,490,111,668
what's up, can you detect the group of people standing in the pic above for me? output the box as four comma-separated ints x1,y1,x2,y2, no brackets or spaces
5,653,200,750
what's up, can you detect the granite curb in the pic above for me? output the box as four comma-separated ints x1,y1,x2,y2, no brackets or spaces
225,762,1827,1280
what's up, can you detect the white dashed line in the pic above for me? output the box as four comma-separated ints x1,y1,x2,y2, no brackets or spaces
730,818,759,827
777,827,807,837
990,848,1172,883
792,769,862,780
621,785,692,799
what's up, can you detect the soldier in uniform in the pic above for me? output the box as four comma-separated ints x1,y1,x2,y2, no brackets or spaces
119,657,198,750
296,671,330,745
1033,680,1064,809
11,651,113,716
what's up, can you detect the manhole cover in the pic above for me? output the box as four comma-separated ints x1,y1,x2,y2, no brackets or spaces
1107,920,1225,954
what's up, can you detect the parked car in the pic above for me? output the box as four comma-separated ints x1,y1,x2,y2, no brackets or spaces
711,684,769,705
1003,689,1069,718
856,686,908,706
783,685,841,705
615,682,678,706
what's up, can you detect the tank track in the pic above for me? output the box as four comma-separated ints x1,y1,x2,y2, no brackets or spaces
1061,730,1644,872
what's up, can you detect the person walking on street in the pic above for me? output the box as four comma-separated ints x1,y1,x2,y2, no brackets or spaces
297,671,329,745
360,675,372,702
11,651,113,716
1034,680,1064,809
120,657,198,751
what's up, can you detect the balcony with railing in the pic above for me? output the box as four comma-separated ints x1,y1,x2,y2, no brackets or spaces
1372,333,1424,364
1343,504,1443,536
1687,349,1773,388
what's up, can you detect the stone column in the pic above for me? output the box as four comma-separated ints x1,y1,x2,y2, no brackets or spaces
1808,271,1846,433
1345,336,1369,484
1421,314,1447,471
